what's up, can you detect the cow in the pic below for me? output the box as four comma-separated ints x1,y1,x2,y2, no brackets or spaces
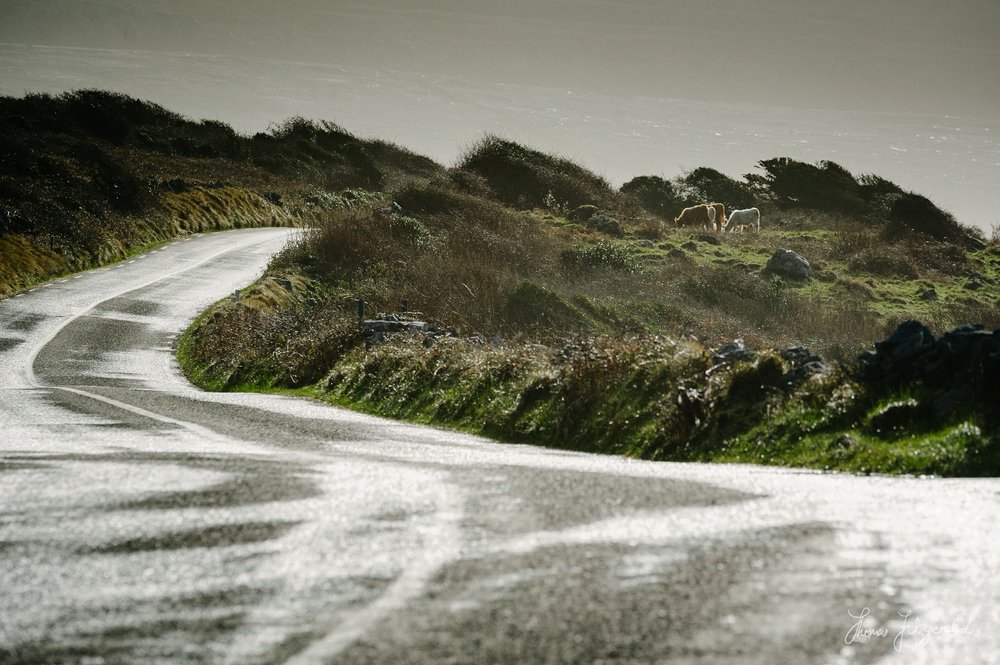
674,204,716,230
725,207,760,233
709,202,726,234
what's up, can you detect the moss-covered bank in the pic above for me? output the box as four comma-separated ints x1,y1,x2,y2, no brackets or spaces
178,285,999,476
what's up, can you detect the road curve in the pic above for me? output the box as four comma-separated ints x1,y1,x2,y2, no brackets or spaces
1,228,998,664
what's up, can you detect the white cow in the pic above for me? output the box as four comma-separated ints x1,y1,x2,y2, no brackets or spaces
725,207,760,233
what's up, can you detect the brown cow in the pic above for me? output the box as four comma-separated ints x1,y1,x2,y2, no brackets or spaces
709,202,726,233
674,204,716,229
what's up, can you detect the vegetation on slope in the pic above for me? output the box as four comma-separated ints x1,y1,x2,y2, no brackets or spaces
0,90,443,296
175,123,999,475
5,90,995,475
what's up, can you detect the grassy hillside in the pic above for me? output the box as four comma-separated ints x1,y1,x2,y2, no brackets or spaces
5,91,995,475
175,124,998,475
0,89,443,296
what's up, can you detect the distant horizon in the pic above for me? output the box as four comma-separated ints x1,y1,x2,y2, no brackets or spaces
3,37,998,232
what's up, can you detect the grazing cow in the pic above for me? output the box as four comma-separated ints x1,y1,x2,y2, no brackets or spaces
674,204,716,229
709,202,726,234
725,207,760,233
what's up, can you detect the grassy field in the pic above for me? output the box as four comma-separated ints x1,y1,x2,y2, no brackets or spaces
174,134,998,476
5,91,996,475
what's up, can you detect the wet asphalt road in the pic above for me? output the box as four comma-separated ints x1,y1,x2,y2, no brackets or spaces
1,228,998,665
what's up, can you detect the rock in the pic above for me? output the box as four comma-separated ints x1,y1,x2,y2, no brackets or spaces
780,346,828,385
780,346,814,363
861,322,1000,427
964,278,985,291
264,191,283,206
681,241,698,251
938,324,990,351
568,204,598,222
712,339,756,365
588,213,624,236
667,248,687,259
918,287,938,301
598,218,624,237
932,386,977,422
362,319,429,332
764,249,811,280
816,270,837,282
875,320,935,363
801,360,829,377
697,233,722,245
916,324,992,383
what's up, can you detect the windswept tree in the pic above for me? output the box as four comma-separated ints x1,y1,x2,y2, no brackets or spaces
678,167,754,209
750,158,865,214
620,175,684,219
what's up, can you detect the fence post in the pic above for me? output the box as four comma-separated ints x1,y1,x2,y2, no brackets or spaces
357,298,366,326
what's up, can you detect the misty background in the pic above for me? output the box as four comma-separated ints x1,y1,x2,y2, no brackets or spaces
2,0,999,230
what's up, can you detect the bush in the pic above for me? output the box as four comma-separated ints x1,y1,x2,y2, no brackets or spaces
366,139,444,182
752,157,866,214
267,117,355,149
620,175,684,219
560,241,640,274
456,135,616,210
886,192,963,243
503,280,586,332
679,167,755,209
857,173,904,202
83,145,153,213
63,89,181,143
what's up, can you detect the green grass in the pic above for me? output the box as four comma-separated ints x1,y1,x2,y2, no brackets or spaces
178,301,999,476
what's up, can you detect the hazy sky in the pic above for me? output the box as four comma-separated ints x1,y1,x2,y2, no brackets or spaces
3,0,999,119
3,1,999,230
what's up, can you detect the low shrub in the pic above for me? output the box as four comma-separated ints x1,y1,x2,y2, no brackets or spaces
886,192,964,244
560,241,641,274
456,135,617,210
503,280,587,332
678,167,755,210
620,175,684,219
751,157,867,214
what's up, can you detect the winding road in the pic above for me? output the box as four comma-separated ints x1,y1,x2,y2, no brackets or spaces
1,228,998,664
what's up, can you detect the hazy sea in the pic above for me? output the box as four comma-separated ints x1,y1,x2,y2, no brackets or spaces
3,44,998,234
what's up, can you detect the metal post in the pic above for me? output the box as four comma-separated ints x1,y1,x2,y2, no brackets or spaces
357,298,366,326
401,298,409,314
